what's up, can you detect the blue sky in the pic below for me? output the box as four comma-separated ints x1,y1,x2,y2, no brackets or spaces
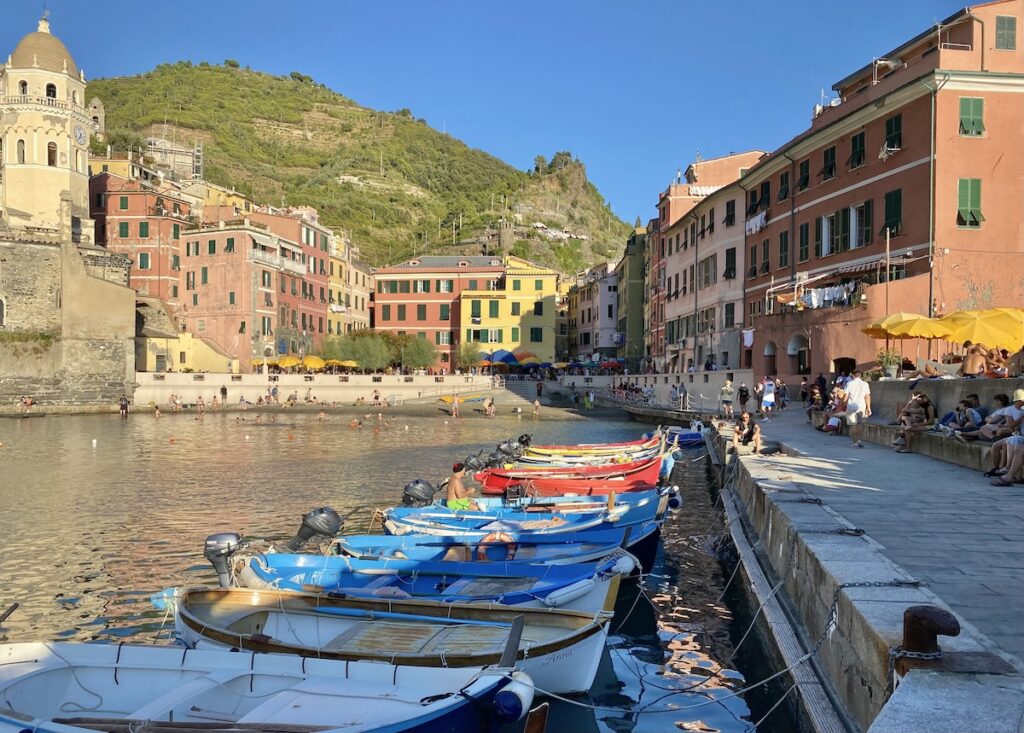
9,0,967,224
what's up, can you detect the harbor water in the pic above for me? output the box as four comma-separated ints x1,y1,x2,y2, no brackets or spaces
0,411,795,731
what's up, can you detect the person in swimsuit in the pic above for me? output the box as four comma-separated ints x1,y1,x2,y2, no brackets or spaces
446,463,480,511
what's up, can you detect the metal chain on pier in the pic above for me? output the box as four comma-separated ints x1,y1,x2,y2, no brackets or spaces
886,646,943,696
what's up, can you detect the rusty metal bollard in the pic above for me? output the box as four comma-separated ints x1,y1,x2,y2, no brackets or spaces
903,605,960,654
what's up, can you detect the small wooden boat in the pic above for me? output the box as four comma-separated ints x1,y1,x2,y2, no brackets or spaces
231,551,635,615
170,587,610,695
0,639,537,732
513,447,661,466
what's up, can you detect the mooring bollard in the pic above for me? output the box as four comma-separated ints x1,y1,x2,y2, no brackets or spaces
889,604,961,692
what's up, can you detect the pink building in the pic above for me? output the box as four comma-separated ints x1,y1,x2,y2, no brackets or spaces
90,173,193,305
178,219,301,370
250,207,332,353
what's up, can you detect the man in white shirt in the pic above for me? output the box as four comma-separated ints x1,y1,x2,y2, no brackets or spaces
761,377,776,421
844,369,872,448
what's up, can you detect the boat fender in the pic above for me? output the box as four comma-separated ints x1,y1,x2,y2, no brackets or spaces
668,487,683,510
541,578,595,608
612,554,637,575
493,671,535,721
477,531,516,561
236,563,274,590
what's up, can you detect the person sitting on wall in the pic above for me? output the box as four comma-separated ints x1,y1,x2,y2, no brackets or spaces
893,393,937,453
731,412,762,454
986,349,1010,378
934,399,983,436
986,431,1024,484
805,385,823,423
956,390,1024,443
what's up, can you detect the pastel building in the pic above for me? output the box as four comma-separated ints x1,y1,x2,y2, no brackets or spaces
177,219,300,369
568,262,618,360
250,207,333,353
741,0,1024,381
460,256,560,363
328,236,372,336
615,224,647,370
89,172,195,305
373,256,506,366
663,174,748,372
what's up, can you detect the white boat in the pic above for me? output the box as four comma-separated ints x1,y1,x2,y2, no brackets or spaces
170,587,609,695
0,640,536,733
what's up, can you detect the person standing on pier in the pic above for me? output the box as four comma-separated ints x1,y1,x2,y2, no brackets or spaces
844,369,872,448
737,383,749,413
760,377,776,422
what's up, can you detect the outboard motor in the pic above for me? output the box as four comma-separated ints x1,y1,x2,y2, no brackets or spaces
487,451,507,468
285,507,343,551
463,454,487,472
204,532,242,588
517,433,532,447
401,479,436,507
497,439,522,458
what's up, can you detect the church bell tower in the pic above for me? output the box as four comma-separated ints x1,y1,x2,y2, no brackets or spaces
0,15,94,242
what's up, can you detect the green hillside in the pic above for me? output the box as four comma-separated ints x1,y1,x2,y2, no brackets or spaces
87,62,628,269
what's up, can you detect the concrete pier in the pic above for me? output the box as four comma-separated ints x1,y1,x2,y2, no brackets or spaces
709,407,1024,731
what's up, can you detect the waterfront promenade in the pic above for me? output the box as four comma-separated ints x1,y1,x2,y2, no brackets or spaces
749,408,1024,666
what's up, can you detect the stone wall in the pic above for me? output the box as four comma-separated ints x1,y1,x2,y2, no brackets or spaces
0,239,62,332
0,337,134,407
867,377,1024,421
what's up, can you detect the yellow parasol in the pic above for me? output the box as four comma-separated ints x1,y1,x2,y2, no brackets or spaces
860,318,891,339
941,310,1024,351
339,359,359,368
302,355,326,370
277,355,300,369
885,317,953,340
552,362,570,369
517,356,541,365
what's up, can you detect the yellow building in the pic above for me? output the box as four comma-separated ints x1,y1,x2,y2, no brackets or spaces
458,255,559,362
181,179,253,214
328,236,372,336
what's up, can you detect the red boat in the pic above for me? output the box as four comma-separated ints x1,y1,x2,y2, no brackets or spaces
526,435,660,453
476,454,664,495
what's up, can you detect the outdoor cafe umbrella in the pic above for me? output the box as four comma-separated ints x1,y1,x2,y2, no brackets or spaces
941,310,1024,351
277,355,301,369
302,355,326,370
884,317,953,340
489,349,519,365
339,360,359,368
552,362,569,369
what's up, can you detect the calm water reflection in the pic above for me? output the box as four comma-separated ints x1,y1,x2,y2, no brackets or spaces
0,411,777,731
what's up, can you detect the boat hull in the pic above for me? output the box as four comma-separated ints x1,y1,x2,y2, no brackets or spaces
172,588,610,695
0,641,517,733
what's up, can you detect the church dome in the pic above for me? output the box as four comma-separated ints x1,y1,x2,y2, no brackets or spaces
10,17,78,76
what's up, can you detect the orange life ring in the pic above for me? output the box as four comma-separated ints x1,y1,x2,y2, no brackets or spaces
477,531,516,561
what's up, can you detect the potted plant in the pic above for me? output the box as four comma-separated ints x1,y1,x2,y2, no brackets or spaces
876,348,901,378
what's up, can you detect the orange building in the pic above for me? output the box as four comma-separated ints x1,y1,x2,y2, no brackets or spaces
740,0,1024,381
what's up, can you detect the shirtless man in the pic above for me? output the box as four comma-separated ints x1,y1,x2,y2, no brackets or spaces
446,463,480,511
959,342,987,378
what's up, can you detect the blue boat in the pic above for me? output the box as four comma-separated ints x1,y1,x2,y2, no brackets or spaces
332,525,642,565
384,489,669,539
231,550,635,615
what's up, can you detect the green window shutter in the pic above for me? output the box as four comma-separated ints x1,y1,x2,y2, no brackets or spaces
534,279,543,291
996,15,1017,50
139,222,149,238
172,224,180,240
229,291,235,305
497,329,503,343
489,300,499,318
972,98,985,134
118,221,129,237
512,280,521,291
466,328,472,342
511,302,520,316
119,196,128,210
440,304,450,320
814,217,822,257
382,305,390,321
511,327,519,342
201,267,208,284
960,98,985,135
138,253,150,270
208,240,215,254
417,304,426,321
471,300,481,318
226,237,235,251
397,305,406,320
798,223,809,262
192,294,198,306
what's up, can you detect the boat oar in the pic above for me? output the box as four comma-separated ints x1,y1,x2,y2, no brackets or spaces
307,604,512,628
0,603,18,624
498,615,525,669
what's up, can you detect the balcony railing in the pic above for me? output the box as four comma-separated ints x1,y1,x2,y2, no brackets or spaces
3,95,88,116
281,258,306,276
248,249,281,269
